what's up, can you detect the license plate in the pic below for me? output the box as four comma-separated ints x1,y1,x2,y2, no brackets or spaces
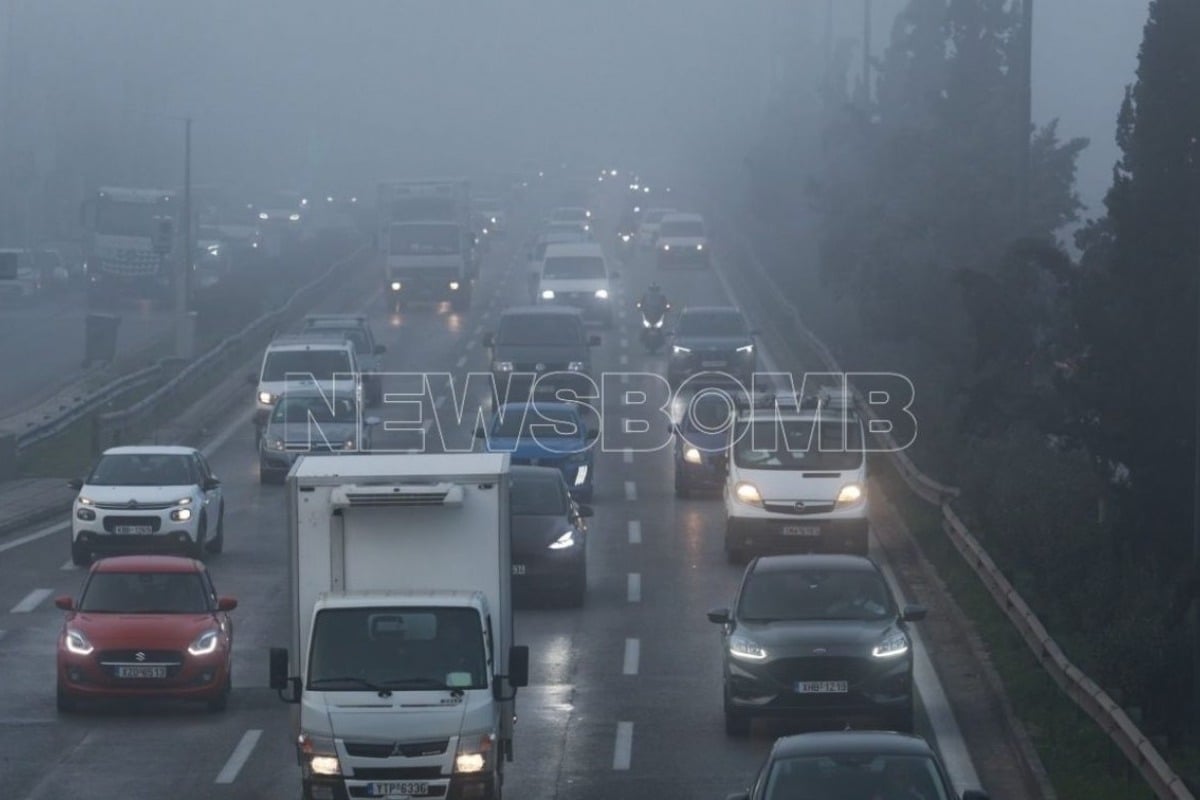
366,782,431,798
512,564,526,576
782,525,821,537
114,525,153,535
795,680,848,694
116,665,167,679
701,360,725,368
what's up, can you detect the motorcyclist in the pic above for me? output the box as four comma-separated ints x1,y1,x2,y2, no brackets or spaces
637,283,669,318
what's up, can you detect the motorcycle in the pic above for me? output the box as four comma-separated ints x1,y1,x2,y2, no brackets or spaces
637,299,670,353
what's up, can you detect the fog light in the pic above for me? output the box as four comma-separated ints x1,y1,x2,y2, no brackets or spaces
76,508,96,521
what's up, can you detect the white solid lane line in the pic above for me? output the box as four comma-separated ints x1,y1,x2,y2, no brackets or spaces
10,588,53,614
215,729,263,784
624,481,637,501
0,521,68,555
627,573,641,603
202,407,254,459
627,521,641,544
622,638,640,676
613,722,634,770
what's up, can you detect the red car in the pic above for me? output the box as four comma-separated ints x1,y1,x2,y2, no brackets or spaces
55,555,237,713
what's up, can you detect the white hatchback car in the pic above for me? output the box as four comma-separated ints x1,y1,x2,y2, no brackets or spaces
535,242,618,327
69,446,225,565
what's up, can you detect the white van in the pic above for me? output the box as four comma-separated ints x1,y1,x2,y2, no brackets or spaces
252,334,360,444
535,241,618,327
722,394,868,561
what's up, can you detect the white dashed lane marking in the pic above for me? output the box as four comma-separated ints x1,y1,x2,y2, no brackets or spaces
623,639,640,675
215,729,263,784
624,481,637,501
623,449,633,464
627,521,641,544
627,573,641,603
613,722,634,770
10,588,53,614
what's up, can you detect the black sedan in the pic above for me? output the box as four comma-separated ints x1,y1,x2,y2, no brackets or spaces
708,554,925,736
510,465,592,607
724,731,989,800
668,306,757,388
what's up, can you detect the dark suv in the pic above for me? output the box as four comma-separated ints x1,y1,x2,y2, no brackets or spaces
667,306,756,388
484,306,601,404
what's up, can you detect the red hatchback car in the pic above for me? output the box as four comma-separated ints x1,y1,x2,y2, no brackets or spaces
55,555,237,713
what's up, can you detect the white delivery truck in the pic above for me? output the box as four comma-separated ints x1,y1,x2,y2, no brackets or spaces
270,453,528,800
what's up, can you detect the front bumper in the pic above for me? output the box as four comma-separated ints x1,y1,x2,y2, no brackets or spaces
724,516,869,555
492,371,594,403
304,772,496,800
511,546,586,592
657,246,709,267
58,649,229,701
725,654,911,725
674,452,725,489
667,356,753,387
539,294,612,321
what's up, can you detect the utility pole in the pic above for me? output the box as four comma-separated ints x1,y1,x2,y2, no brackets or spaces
1016,0,1033,236
175,116,194,359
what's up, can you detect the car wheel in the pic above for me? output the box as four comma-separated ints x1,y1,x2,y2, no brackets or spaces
723,693,750,737
207,674,231,713
56,683,79,714
71,540,91,567
205,505,225,554
190,515,207,560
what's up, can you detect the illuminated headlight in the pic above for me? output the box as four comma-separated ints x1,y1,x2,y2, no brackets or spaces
567,361,585,372
643,187,650,193
326,196,334,203
175,497,193,506
872,631,910,659
251,241,259,249
594,288,609,300
187,629,220,656
454,734,494,774
734,481,763,507
683,446,703,464
736,344,754,354
548,530,577,550
573,465,589,485
696,243,704,251
267,438,286,451
633,205,641,213
170,507,193,522
582,224,590,231
585,210,592,218
621,234,631,243
490,216,498,224
258,212,269,220
836,483,864,507
342,438,356,451
76,507,96,521
390,281,403,292
449,281,461,291
78,496,95,506
207,244,220,255
729,633,767,661
289,213,301,222
64,629,94,656
299,733,341,776
662,244,670,251
494,361,514,372
541,289,555,300
258,391,276,405
671,345,691,355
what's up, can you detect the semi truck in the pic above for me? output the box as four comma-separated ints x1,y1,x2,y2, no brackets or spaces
377,179,476,312
81,186,178,305
270,453,528,800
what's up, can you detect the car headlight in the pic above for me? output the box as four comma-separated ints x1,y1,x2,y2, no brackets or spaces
449,281,460,291
642,317,652,328
567,361,585,372
187,629,221,656
683,446,703,464
76,507,96,521
267,437,285,451
573,465,589,485
490,216,498,225
672,345,691,355
548,530,577,550
594,288,609,300
494,361,514,372
872,631,910,659
64,628,94,656
78,496,95,506
298,732,341,776
662,244,670,251
696,243,704,251
289,213,301,222
729,633,767,661
170,507,193,522
736,344,754,354
621,234,631,243
258,212,269,220
343,438,356,451
454,733,495,773
390,281,402,291
258,391,275,405
734,481,763,507
583,224,590,231
541,289,555,300
836,483,864,507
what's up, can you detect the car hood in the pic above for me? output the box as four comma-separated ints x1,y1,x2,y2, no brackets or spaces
739,468,853,502
485,437,588,461
539,278,608,293
673,335,753,350
263,420,360,444
69,612,218,649
736,619,895,655
491,344,588,364
511,514,577,552
78,484,198,504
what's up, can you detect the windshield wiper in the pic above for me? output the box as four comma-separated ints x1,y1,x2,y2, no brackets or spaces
378,677,451,689
309,676,389,692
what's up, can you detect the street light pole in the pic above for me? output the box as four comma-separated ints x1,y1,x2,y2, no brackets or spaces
175,116,193,359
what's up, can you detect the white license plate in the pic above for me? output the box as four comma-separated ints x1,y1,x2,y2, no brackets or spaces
114,525,154,535
512,564,526,575
366,782,431,798
782,525,821,537
701,360,725,368
116,665,167,679
795,680,848,694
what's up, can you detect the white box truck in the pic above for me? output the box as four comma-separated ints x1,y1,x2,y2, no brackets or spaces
270,453,528,800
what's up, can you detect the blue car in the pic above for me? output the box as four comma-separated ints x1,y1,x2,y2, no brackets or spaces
673,392,734,498
477,402,597,502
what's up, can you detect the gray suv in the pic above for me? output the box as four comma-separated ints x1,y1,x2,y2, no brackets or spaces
483,306,601,404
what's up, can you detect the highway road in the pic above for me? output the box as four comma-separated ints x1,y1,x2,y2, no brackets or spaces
0,187,993,799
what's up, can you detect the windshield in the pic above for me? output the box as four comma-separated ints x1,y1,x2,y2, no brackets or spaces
660,220,705,237
308,607,487,691
261,350,353,383
391,196,456,221
677,311,747,337
511,473,568,515
492,406,584,440
497,314,582,346
95,200,163,238
390,223,461,255
740,568,893,622
733,417,864,471
552,208,587,221
79,571,211,614
270,394,358,424
542,256,606,280
87,453,196,487
304,325,369,354
764,754,949,800
644,210,671,224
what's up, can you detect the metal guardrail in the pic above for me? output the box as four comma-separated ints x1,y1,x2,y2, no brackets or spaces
93,243,370,451
714,210,1194,800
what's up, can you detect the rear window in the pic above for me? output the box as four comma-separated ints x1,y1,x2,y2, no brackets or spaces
497,314,583,346
660,220,705,237
542,256,605,280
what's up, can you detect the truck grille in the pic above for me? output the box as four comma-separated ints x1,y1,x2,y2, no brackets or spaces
344,740,449,759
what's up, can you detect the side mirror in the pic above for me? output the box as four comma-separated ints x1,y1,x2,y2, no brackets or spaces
217,596,238,612
269,646,291,692
365,416,382,427
706,607,731,625
373,344,386,355
508,645,530,688
482,332,495,348
588,334,601,347
901,604,927,622
68,477,84,491
54,595,74,611
203,477,221,491
961,792,990,800
577,504,594,518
